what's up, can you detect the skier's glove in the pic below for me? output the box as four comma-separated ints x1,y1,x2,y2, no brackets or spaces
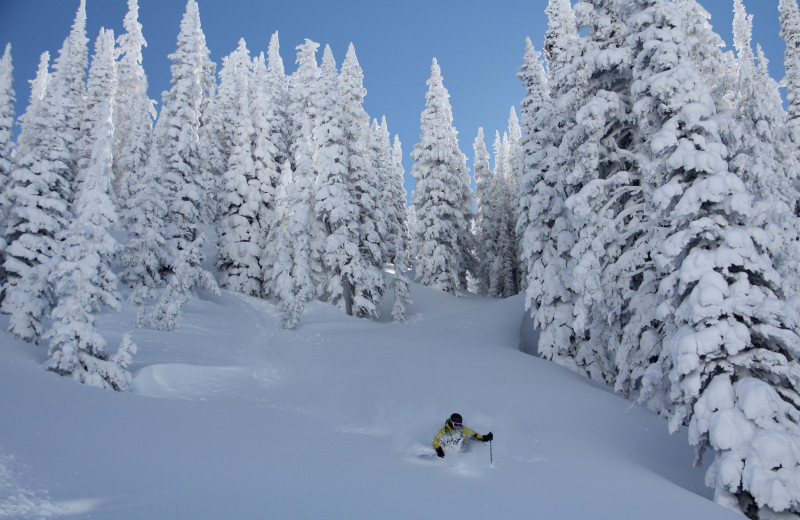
482,432,493,442
435,446,445,458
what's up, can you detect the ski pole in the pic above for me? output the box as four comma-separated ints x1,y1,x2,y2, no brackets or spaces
489,439,493,466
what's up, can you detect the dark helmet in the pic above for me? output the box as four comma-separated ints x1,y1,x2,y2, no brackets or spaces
446,413,463,429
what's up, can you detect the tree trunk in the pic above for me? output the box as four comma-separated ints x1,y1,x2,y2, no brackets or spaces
343,275,353,316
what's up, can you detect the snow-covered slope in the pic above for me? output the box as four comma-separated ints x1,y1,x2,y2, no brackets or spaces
0,280,743,519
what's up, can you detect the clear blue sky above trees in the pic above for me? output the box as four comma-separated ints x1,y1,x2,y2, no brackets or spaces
0,0,789,193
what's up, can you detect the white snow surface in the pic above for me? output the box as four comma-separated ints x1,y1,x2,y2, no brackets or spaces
0,278,744,519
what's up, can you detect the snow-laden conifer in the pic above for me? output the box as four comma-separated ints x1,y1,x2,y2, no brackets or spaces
2,32,77,342
61,0,89,186
487,131,510,297
119,141,169,305
193,7,220,227
389,135,410,324
339,44,385,317
204,38,243,226
115,2,167,304
288,39,321,248
472,127,494,297
113,0,156,209
517,38,570,350
505,108,524,293
382,121,408,265
517,31,579,374
506,107,523,197
267,38,320,323
409,59,473,295
0,43,13,211
725,0,800,314
216,39,266,297
197,87,225,225
492,130,519,298
312,45,362,317
0,44,14,300
370,116,395,261
527,0,631,384
620,0,736,403
544,0,578,94
45,28,134,392
272,159,315,330
676,0,735,102
628,1,800,516
144,0,219,331
781,0,800,148
254,32,289,300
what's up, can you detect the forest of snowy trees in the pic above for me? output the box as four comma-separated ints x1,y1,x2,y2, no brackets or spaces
517,0,800,518
2,0,800,518
0,0,416,379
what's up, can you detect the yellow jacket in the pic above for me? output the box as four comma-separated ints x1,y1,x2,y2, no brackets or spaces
432,420,487,450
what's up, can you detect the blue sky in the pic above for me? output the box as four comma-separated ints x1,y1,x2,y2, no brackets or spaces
0,0,790,195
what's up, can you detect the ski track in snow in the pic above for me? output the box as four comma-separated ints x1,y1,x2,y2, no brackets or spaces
0,454,101,519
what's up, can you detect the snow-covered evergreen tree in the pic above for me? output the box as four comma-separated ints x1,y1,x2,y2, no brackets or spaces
563,0,635,384
0,43,13,209
2,51,49,256
45,28,134,392
193,7,220,227
197,81,226,225
483,130,509,298
628,1,800,516
676,0,735,102
254,32,289,300
389,135,410,324
726,0,800,314
505,107,523,203
268,38,320,322
517,38,568,342
30,52,50,104
114,6,168,305
113,0,156,209
0,44,15,300
620,0,737,403
381,121,407,264
472,127,495,297
61,0,89,187
549,0,643,385
272,160,315,330
216,39,266,297
83,28,117,179
781,0,800,150
518,23,582,375
118,141,169,305
370,116,395,261
144,0,219,331
313,44,354,312
409,58,473,295
544,0,578,92
339,44,385,317
204,39,244,227
505,107,524,292
492,131,518,299
2,27,79,342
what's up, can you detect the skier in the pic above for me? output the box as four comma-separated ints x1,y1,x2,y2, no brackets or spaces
432,412,493,458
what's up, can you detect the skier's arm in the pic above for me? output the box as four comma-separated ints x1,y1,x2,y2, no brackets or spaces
466,427,493,442
432,428,446,457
